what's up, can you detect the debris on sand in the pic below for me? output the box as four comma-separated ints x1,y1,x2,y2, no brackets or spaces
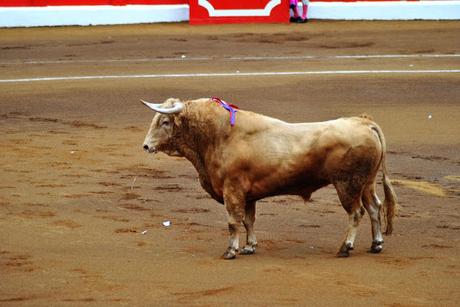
391,179,446,197
445,175,460,182
130,176,137,190
162,220,171,227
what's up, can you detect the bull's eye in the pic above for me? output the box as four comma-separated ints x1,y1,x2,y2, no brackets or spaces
161,120,170,127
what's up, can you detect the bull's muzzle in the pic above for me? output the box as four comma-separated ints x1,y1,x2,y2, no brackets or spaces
143,144,157,154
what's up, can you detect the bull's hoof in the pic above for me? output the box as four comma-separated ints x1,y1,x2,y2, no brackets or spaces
337,249,350,257
370,240,384,254
240,245,256,255
337,242,353,258
222,248,237,260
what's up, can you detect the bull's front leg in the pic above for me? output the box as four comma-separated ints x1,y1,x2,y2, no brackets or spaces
222,186,246,260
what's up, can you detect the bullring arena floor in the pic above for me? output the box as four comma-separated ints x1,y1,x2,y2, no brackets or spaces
1,21,459,305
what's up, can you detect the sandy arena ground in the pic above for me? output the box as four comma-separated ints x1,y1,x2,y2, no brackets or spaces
1,21,460,306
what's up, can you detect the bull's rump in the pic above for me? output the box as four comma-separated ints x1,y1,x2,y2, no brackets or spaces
220,116,382,200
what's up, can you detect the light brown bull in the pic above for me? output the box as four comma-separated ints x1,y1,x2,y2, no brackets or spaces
142,97,398,259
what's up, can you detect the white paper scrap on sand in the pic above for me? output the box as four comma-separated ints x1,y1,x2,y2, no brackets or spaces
162,220,171,227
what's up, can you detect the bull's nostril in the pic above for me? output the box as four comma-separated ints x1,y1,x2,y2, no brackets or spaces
143,145,149,151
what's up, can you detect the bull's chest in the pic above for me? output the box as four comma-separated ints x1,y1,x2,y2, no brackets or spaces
198,173,224,204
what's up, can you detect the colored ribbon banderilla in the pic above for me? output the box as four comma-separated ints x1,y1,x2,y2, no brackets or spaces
211,97,239,127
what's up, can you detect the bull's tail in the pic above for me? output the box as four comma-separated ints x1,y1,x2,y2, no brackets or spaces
371,124,399,235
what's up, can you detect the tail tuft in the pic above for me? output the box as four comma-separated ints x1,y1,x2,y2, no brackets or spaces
382,173,399,235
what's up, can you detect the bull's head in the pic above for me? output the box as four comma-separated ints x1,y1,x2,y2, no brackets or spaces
141,98,184,156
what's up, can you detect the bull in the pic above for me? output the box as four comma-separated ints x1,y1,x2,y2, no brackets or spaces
142,97,398,259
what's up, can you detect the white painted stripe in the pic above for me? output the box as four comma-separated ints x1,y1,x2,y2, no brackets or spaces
0,5,189,28
333,54,460,59
1,70,460,84
1,54,459,66
230,54,460,61
310,1,460,20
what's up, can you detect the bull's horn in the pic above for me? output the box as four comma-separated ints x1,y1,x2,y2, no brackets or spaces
140,99,163,109
140,99,184,114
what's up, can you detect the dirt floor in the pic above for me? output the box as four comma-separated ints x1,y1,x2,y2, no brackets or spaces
0,21,460,306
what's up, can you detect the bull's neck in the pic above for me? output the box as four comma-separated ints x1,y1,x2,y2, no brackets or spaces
175,103,229,170
172,104,228,202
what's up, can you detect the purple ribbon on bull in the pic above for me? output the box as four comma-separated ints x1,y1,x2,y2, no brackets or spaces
212,97,239,127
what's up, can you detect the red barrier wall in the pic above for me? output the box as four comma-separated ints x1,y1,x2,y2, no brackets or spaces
0,0,188,6
189,0,290,24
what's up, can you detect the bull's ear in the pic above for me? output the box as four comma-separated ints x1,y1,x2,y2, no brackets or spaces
141,99,184,114
140,99,163,111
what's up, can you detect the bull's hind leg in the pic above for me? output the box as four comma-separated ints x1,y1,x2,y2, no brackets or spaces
362,184,384,253
241,201,258,255
334,180,366,257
